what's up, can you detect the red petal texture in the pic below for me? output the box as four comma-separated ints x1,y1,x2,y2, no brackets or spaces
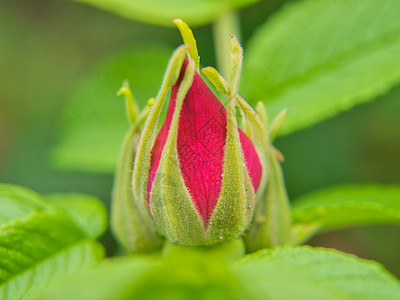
148,60,262,225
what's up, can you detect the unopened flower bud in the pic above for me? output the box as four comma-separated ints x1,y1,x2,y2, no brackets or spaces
133,52,262,245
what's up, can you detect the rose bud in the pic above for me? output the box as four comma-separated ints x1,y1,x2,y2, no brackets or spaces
133,40,263,245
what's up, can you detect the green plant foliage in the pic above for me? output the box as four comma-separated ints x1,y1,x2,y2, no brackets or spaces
0,184,107,238
127,253,243,300
33,252,244,300
241,0,400,135
47,193,107,238
291,184,400,244
0,214,104,300
32,258,156,300
0,184,106,300
74,0,259,27
51,46,172,173
34,245,400,300
235,246,400,300
0,184,51,224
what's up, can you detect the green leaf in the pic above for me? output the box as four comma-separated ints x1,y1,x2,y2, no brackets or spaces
32,245,400,300
0,184,107,239
242,0,400,135
291,184,400,244
0,213,104,300
129,253,243,300
74,0,259,27
235,246,400,300
47,193,107,239
51,45,173,173
34,251,245,300
32,257,156,300
0,184,52,225
0,184,106,300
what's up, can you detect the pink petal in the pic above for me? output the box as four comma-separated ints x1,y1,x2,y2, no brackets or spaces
148,59,262,225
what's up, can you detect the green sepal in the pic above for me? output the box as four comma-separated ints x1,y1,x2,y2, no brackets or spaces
132,45,188,225
245,147,292,251
269,108,289,142
172,19,200,71
229,35,243,96
111,96,163,253
202,66,230,95
235,96,269,203
207,37,255,243
235,97,291,251
207,94,256,243
201,35,242,94
244,102,292,252
255,101,268,129
149,60,206,245
117,80,140,124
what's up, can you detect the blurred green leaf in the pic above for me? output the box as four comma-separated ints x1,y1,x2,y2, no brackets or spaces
32,257,156,300
235,246,400,300
242,0,400,135
0,184,51,224
119,252,243,300
51,46,172,173
291,184,400,244
0,184,107,238
0,184,105,300
47,193,108,238
31,244,400,300
34,251,245,300
74,0,259,27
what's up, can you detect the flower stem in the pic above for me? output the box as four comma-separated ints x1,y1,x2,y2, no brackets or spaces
213,6,241,81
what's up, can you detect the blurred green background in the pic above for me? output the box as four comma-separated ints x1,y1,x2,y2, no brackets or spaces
1,0,399,277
